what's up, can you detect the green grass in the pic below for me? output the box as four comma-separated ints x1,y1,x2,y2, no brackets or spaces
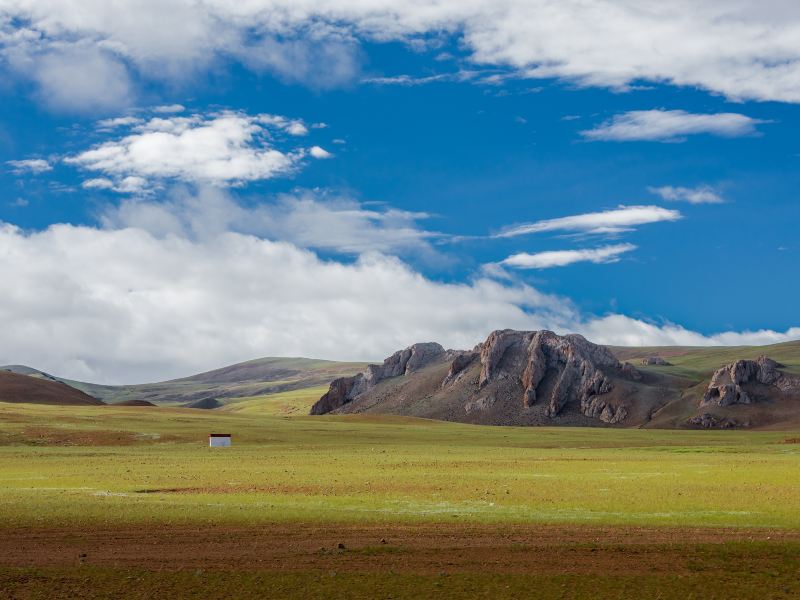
1,402,799,530
619,340,800,380
220,385,328,415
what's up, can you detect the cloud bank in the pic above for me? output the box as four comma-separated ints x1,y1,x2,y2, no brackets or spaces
0,215,797,384
3,1,800,108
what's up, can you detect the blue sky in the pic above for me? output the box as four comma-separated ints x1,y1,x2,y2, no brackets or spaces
0,2,799,382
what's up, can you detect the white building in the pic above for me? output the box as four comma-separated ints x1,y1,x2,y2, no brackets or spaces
209,433,231,447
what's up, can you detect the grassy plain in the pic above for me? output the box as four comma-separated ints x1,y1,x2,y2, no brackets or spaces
1,401,799,598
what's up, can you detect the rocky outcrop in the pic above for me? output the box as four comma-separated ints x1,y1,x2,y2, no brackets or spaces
702,356,786,406
310,343,446,415
686,413,741,429
642,356,671,366
473,329,635,421
581,396,629,424
312,330,641,424
310,376,362,415
441,351,478,388
464,395,496,414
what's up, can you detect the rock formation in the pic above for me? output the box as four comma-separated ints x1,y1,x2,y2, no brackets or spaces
472,329,633,421
702,356,793,406
641,356,671,366
310,342,446,415
313,330,640,424
686,413,741,429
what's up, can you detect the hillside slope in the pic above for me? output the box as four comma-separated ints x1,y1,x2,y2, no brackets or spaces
2,358,366,407
0,371,103,406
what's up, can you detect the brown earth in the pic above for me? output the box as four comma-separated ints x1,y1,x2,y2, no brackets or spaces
1,523,799,599
0,371,102,406
0,522,797,573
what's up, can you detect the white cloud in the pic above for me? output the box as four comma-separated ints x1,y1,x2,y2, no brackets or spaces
0,220,567,383
65,111,313,190
0,218,797,384
82,178,114,190
362,71,482,86
580,314,800,348
309,145,332,159
96,116,143,129
152,104,185,113
582,110,767,142
99,187,441,255
648,185,724,204
255,114,309,136
501,243,636,269
2,2,800,106
235,35,362,90
4,43,134,112
6,158,52,173
496,205,681,238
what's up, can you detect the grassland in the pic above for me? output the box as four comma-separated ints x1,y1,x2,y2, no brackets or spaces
1,401,799,598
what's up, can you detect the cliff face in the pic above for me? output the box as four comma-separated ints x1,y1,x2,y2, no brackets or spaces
472,329,630,422
310,343,446,415
311,331,639,425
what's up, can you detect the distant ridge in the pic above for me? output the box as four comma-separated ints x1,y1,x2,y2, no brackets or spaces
1,357,366,407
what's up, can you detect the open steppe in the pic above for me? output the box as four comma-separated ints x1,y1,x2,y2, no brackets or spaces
1,399,799,598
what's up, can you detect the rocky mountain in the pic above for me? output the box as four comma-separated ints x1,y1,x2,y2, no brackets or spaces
311,331,800,430
312,330,650,426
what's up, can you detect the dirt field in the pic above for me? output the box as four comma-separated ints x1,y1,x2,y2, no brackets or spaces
2,523,799,599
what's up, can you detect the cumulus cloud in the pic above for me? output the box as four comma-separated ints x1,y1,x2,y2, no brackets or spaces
0,219,797,384
496,205,681,238
65,111,317,190
309,145,332,159
581,110,767,142
4,2,800,106
501,243,636,269
0,220,567,382
6,158,52,173
648,185,724,204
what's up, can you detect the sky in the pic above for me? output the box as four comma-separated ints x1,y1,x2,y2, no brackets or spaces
0,1,798,383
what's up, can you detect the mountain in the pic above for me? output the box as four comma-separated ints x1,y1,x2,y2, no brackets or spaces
2,357,366,407
311,331,800,430
0,370,104,406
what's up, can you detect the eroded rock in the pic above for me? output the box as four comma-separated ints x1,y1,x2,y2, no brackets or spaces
311,343,445,414
475,329,627,420
441,351,478,388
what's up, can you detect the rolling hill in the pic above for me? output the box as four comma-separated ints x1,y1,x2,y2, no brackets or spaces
2,357,366,408
0,371,104,406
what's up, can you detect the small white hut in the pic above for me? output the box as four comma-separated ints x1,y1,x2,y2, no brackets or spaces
208,433,231,447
